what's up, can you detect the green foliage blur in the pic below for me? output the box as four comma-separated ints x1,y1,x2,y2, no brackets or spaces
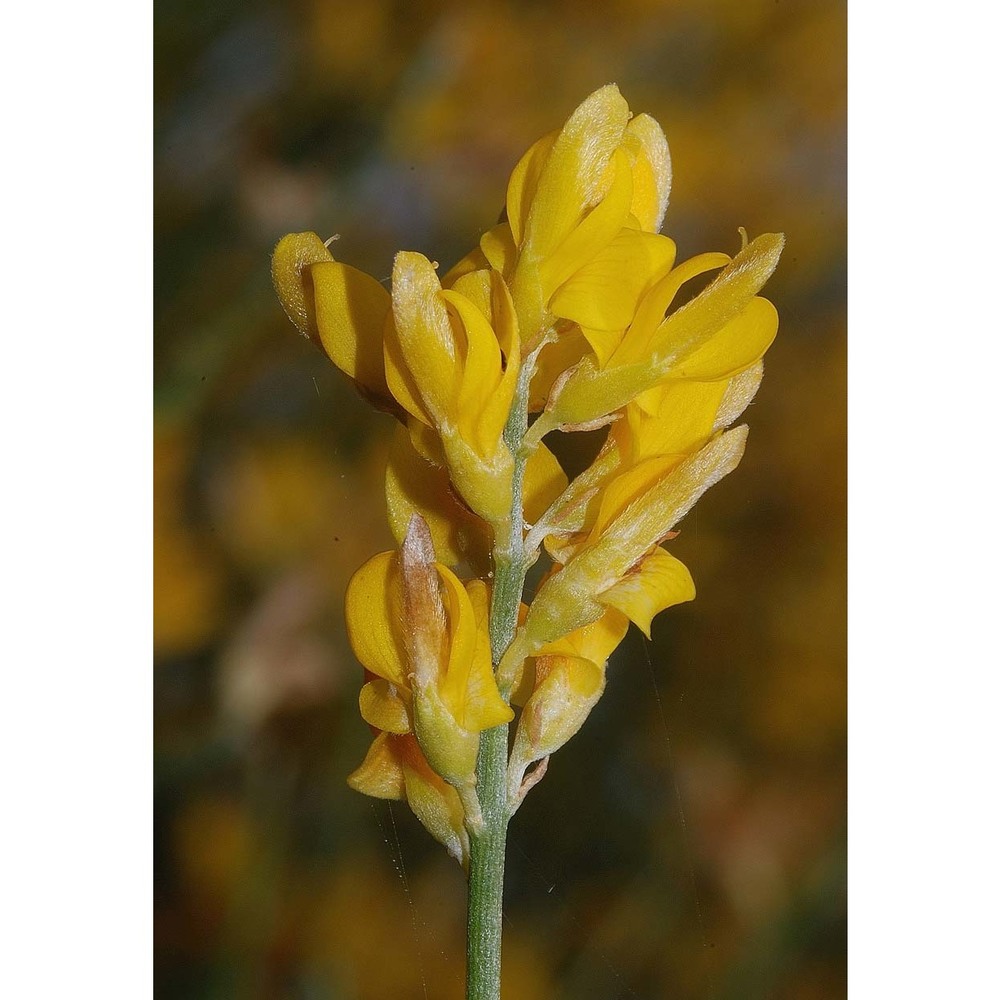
154,1,845,997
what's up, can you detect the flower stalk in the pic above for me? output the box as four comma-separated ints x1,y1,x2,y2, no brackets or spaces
465,722,509,1000
466,337,537,999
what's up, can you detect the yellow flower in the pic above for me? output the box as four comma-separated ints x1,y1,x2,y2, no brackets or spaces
513,426,747,663
272,234,568,528
383,252,521,523
538,232,783,432
468,84,676,344
384,423,566,573
506,611,629,811
384,424,494,574
344,516,512,792
533,361,765,560
502,355,768,686
348,731,471,865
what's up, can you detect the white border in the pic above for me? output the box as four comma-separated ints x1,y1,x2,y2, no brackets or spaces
850,2,999,996
2,0,152,994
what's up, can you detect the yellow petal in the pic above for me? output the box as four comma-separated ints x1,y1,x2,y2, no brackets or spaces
480,223,519,278
509,653,606,783
524,428,747,648
271,232,334,341
523,442,569,524
598,547,695,638
439,430,514,525
548,230,677,332
580,326,627,369
383,314,436,426
610,252,731,366
545,352,652,428
411,681,479,787
476,275,522,447
391,251,459,422
589,427,748,580
344,552,408,688
440,288,513,456
447,268,493,317
590,454,688,540
488,268,521,360
359,679,412,735
668,296,778,382
508,657,536,709
548,237,782,425
621,379,729,463
713,362,764,431
648,234,784,369
350,733,472,863
461,580,515,730
520,565,606,654
537,146,635,299
634,383,667,416
436,564,480,718
347,732,405,800
509,252,547,344
624,113,671,233
528,327,591,411
398,736,470,864
539,609,629,665
506,130,558,246
406,565,511,781
310,260,393,401
524,85,631,258
449,268,520,359
384,425,490,570
442,246,490,286
406,417,446,466
392,529,480,786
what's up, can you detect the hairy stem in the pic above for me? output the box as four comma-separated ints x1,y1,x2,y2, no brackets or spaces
465,721,510,1000
466,349,536,1000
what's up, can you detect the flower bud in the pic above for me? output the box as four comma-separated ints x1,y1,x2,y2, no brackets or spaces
507,612,628,809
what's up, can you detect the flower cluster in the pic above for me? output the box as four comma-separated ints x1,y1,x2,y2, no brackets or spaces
273,85,782,864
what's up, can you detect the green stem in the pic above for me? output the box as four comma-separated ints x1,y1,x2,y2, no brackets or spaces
466,348,536,1000
466,722,510,1000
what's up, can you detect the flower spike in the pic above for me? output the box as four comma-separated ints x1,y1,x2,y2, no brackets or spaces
272,86,782,905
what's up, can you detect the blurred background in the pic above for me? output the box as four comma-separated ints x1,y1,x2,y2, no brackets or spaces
154,1,845,997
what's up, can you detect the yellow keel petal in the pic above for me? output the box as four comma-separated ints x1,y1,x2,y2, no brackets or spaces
669,296,778,382
598,547,695,638
347,732,405,800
